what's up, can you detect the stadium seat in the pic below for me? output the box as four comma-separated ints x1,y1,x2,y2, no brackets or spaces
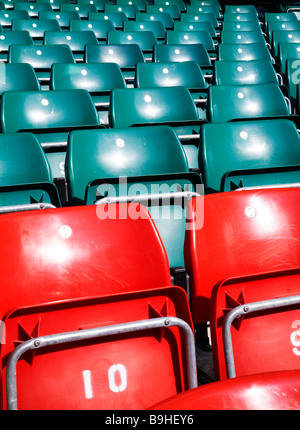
117,0,147,12
0,132,60,210
221,30,267,45
224,4,258,15
284,58,300,110
109,86,204,169
180,12,219,30
272,29,300,60
44,30,99,62
278,41,300,75
0,203,196,409
14,1,52,18
12,19,61,44
88,11,128,30
184,187,300,324
78,0,109,12
37,0,72,11
0,89,101,180
0,63,40,94
186,4,221,20
174,20,218,39
51,62,126,125
147,3,181,20
218,42,274,62
85,43,145,84
0,31,33,61
166,30,216,53
124,20,166,43
222,11,260,22
213,59,279,86
199,119,300,193
0,10,30,31
207,83,290,123
60,2,98,18
70,19,115,43
154,0,186,13
211,268,300,379
267,19,300,43
104,3,139,19
39,10,80,30
8,44,75,89
222,20,262,32
135,11,174,30
150,370,300,410
107,29,157,60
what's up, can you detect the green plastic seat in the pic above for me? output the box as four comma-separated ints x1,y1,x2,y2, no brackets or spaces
267,19,300,42
214,59,279,86
116,0,147,12
146,4,181,20
107,30,157,59
285,58,300,110
166,30,216,52
0,31,33,61
224,5,258,15
85,43,145,83
109,86,203,169
180,12,219,29
39,10,80,30
77,0,109,12
70,19,115,42
278,42,300,75
207,83,290,123
154,43,212,71
88,12,128,30
44,30,98,61
0,132,61,209
218,43,274,62
51,62,126,125
0,10,30,30
12,19,61,44
36,0,72,11
104,3,139,19
124,20,166,42
265,12,298,25
221,30,267,45
0,63,40,95
200,119,300,193
60,3,98,18
14,1,52,18
222,11,260,22
186,4,221,19
65,125,202,269
8,44,75,89
272,29,300,59
154,0,186,13
174,20,218,38
222,20,262,32
135,11,174,30
1,89,100,179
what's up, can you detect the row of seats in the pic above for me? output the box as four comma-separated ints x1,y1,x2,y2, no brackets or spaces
0,0,300,410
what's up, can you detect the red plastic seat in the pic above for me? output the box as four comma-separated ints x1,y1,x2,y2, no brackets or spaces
0,204,195,409
149,370,300,410
184,187,300,324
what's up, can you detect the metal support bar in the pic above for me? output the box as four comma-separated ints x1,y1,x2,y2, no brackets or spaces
6,316,197,410
222,294,300,379
0,203,56,214
96,190,200,205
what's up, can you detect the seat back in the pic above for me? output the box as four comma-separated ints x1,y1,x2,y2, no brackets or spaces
0,10,30,30
222,20,262,32
211,269,300,379
124,20,166,41
166,30,216,51
174,20,217,38
154,43,211,67
218,43,273,62
12,19,61,43
0,31,33,61
272,29,300,58
0,204,195,409
60,3,98,18
104,3,139,19
84,43,145,68
184,187,300,324
88,11,128,30
221,30,266,45
0,63,40,94
107,29,157,53
180,12,219,29
278,41,300,75
136,11,174,30
39,10,80,29
70,18,115,41
14,1,52,17
207,83,290,123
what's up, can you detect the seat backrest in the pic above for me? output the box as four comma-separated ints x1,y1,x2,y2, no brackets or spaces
180,12,219,29
278,41,300,75
272,29,300,58
60,2,98,18
207,83,290,123
186,4,220,19
104,3,139,19
218,42,273,62
184,187,300,324
154,43,211,67
222,20,262,32
109,86,199,128
174,20,217,38
166,30,215,51
213,59,278,86
85,43,145,67
225,4,258,15
267,19,300,42
222,11,260,22
211,269,300,379
88,11,128,29
65,125,189,203
135,11,174,29
44,30,99,52
0,63,40,94
0,30,33,51
221,29,266,45
107,29,157,51
150,370,300,410
12,18,61,40
135,60,207,90
14,0,52,17
124,20,166,40
70,18,115,40
8,44,75,69
200,119,300,193
147,3,180,20
0,10,30,29
39,10,81,29
0,204,195,409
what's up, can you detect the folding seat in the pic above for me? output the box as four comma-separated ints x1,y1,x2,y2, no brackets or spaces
135,61,209,113
8,44,75,89
107,30,157,61
77,0,109,12
85,43,145,84
218,42,274,62
60,3,98,18
154,43,213,79
0,132,60,211
0,63,40,94
272,29,300,59
222,12,260,22
36,0,72,11
150,370,300,410
70,19,115,43
0,10,30,31
116,0,147,12
109,86,204,170
155,0,186,12
186,4,221,20
278,41,300,75
12,19,61,45
146,4,181,21
124,20,166,43
264,12,298,26
14,1,52,18
207,83,291,123
104,3,139,20
44,30,99,62
135,11,174,31
224,5,258,15
39,10,80,30
88,11,128,30
51,62,126,125
222,20,262,32
66,126,203,289
174,20,218,39
221,30,267,45
266,19,300,44
0,89,101,180
180,12,219,30
213,59,279,86
166,30,217,55
0,31,34,62
199,119,300,193
0,203,196,410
